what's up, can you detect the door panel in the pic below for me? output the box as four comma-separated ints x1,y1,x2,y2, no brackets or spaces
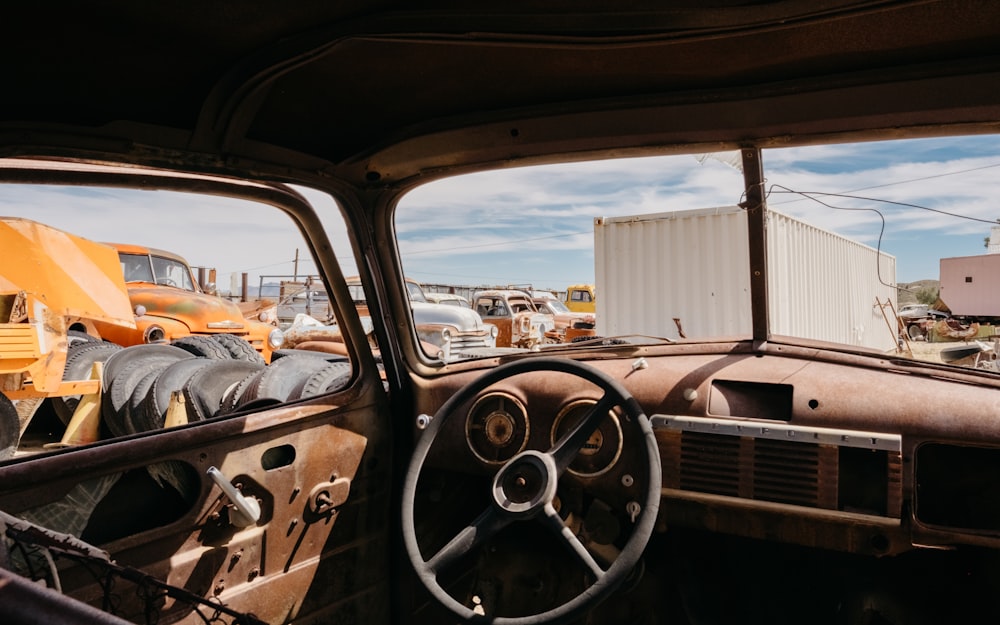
1,391,391,624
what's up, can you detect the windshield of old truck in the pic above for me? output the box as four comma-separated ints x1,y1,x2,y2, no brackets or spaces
119,253,155,283
397,135,1000,368
150,255,196,291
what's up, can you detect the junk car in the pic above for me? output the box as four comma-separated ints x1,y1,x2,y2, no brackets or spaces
94,243,284,363
4,3,1000,625
473,289,555,349
531,297,596,343
349,277,498,361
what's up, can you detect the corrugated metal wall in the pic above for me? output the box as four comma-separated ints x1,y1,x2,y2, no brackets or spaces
595,206,897,351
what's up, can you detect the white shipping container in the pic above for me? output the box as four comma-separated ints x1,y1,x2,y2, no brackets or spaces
594,206,898,351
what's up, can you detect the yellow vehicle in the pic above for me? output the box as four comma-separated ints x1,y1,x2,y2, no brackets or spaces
93,243,284,363
564,283,596,313
0,218,135,458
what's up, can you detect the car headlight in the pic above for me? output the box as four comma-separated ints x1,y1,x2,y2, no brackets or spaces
143,325,166,343
267,328,285,349
440,327,452,343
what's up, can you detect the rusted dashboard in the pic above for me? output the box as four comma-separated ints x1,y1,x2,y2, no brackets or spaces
413,343,1000,558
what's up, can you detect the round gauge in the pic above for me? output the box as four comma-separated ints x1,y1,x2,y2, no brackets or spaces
465,392,529,464
550,399,623,477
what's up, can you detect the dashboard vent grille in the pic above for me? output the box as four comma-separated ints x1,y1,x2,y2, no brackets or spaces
655,415,900,517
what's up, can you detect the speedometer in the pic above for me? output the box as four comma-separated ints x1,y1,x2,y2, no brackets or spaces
550,399,623,477
465,392,529,464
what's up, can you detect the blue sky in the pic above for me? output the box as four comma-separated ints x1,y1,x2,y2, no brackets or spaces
1,135,999,292
398,136,1000,288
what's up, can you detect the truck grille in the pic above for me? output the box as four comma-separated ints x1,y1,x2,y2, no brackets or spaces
450,331,493,349
654,415,902,517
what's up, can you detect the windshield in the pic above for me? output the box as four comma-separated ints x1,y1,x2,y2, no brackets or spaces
119,253,155,283
120,252,196,291
406,280,428,302
397,135,1000,367
150,255,196,291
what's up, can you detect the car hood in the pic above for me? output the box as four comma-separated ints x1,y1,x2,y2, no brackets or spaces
127,284,248,332
411,301,486,332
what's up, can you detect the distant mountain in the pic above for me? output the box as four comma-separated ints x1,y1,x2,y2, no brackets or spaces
897,280,940,308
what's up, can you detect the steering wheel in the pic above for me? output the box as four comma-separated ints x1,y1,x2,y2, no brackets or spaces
401,357,661,624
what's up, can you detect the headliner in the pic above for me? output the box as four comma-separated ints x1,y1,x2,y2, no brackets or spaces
3,0,1000,186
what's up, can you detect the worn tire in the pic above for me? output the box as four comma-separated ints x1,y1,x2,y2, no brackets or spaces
0,393,19,460
211,334,265,364
101,346,195,438
171,335,231,360
102,344,195,392
219,369,266,415
52,341,124,425
126,369,162,434
68,329,102,347
294,362,352,399
234,354,330,410
134,358,215,432
183,360,267,420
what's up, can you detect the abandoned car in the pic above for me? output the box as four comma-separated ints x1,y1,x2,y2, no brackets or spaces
473,289,555,349
4,2,1000,625
95,243,284,363
347,277,498,361
531,297,597,343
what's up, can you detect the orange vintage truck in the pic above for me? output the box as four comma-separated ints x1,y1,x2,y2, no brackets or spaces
0,217,136,458
93,243,284,363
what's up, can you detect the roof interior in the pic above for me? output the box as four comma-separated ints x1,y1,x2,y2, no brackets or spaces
3,1,1000,184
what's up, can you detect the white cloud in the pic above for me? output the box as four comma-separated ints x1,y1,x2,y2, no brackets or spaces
3,137,1000,290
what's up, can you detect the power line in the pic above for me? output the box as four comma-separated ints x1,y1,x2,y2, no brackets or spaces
769,161,1000,209
767,187,1000,224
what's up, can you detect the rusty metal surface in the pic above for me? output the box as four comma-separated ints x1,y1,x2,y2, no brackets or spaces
0,394,388,625
414,339,1000,555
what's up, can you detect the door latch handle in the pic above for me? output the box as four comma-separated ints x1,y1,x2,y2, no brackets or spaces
208,466,261,528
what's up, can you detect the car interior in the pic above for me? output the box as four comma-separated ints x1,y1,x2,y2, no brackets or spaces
3,2,1000,625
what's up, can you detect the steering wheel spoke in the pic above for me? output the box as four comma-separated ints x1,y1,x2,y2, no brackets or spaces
540,502,607,580
426,505,510,575
550,392,617,474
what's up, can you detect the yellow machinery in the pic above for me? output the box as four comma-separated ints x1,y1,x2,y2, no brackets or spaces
0,217,135,456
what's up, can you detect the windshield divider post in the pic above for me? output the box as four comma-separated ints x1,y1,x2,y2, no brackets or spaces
741,147,770,344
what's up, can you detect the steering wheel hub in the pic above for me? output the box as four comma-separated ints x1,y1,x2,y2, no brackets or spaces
493,451,557,514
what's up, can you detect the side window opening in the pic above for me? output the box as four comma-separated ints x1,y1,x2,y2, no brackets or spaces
1,178,361,461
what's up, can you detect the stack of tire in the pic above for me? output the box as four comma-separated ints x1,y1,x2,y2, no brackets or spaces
56,333,351,438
